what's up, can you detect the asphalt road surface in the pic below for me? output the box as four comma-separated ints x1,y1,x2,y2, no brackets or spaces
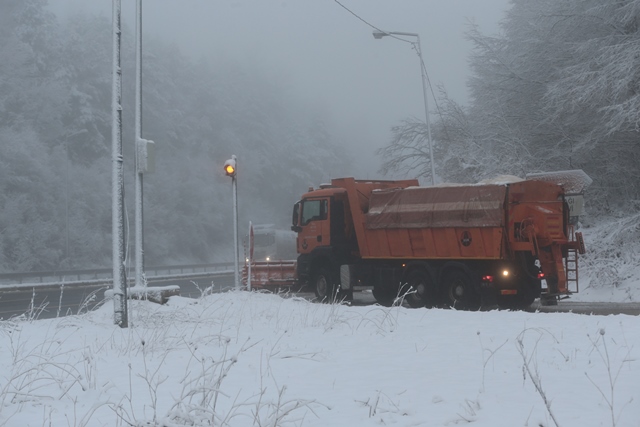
529,300,640,316
294,290,640,315
0,274,235,320
1,273,638,320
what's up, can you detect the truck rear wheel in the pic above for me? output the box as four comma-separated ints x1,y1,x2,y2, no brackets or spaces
441,270,479,310
372,285,396,307
402,269,436,308
313,267,336,303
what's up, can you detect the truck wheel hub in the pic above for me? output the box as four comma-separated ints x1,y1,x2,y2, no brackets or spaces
317,277,327,295
453,284,465,298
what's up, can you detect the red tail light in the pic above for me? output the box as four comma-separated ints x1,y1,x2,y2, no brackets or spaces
537,272,545,279
482,275,494,283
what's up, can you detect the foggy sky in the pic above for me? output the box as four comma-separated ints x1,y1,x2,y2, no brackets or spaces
48,0,511,181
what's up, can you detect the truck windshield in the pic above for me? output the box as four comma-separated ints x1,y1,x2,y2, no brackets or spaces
301,199,327,225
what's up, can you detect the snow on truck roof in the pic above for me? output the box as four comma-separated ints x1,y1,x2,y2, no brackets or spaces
370,171,593,194
372,175,525,193
526,169,592,194
367,183,508,229
479,175,525,185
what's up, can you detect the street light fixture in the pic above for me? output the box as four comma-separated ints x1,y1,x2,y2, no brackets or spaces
373,30,436,186
224,155,240,290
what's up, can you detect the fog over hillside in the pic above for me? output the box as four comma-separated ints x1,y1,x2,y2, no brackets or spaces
47,0,511,179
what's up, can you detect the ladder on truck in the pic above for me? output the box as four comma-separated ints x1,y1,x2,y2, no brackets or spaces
565,227,584,293
565,248,578,293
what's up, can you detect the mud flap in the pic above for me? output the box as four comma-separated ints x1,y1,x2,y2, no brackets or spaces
551,244,568,293
479,281,498,308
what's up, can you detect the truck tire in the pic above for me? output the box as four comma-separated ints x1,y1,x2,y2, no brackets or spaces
441,270,480,310
372,285,396,307
401,269,437,308
313,267,336,303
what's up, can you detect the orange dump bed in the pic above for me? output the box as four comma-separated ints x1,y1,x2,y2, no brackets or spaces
362,184,507,260
366,185,506,229
346,179,566,261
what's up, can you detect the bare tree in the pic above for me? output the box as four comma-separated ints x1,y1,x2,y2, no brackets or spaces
377,117,432,179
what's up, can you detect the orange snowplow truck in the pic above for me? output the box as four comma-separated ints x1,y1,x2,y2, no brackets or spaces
250,177,585,309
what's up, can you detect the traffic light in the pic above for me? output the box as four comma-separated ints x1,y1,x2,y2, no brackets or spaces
224,155,237,178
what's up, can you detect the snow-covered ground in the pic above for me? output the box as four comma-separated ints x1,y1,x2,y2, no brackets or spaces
1,214,639,427
1,292,638,426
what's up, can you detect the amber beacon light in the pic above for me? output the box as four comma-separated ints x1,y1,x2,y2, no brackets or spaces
224,156,237,177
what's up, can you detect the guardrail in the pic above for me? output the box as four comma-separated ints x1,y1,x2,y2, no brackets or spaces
0,262,235,286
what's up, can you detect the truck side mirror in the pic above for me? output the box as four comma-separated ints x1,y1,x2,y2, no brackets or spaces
291,225,302,233
291,202,301,228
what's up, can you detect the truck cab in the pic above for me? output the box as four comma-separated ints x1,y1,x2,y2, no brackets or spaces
290,179,419,302
291,186,354,291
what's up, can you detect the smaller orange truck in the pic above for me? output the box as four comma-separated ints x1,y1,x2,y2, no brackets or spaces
244,176,585,309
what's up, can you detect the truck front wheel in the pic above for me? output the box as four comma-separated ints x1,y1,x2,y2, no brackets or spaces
313,267,336,303
441,270,480,310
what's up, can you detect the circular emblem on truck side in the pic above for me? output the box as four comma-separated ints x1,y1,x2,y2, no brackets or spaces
461,231,472,247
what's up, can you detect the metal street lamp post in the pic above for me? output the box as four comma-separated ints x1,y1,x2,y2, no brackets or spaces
111,0,128,328
134,0,155,288
373,30,436,186
134,0,144,289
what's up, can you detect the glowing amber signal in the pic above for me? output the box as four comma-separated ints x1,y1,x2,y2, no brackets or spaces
223,156,237,177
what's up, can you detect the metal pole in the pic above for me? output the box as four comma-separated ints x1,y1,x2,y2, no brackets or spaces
232,176,239,290
134,0,145,287
111,0,128,328
415,35,436,186
65,143,69,265
373,31,436,186
247,221,252,291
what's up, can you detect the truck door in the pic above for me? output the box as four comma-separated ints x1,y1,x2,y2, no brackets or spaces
298,198,329,254
330,198,351,253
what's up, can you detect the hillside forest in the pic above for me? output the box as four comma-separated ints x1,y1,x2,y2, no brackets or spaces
0,0,351,271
